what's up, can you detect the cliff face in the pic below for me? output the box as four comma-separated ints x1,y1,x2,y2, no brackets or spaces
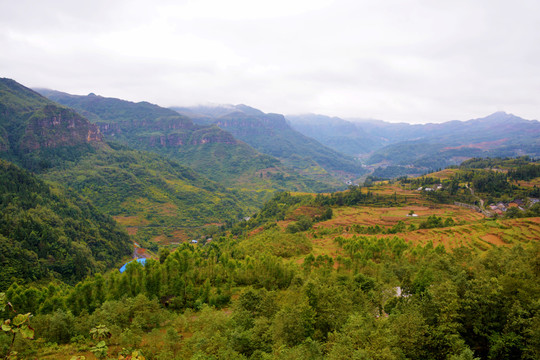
19,105,102,151
189,126,237,146
97,116,194,136
174,104,366,177
0,79,104,157
97,119,237,148
36,89,240,149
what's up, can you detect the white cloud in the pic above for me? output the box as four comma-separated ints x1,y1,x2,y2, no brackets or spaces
1,0,539,123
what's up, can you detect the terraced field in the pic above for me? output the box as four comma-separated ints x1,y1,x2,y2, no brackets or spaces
395,217,540,250
288,198,540,264
428,168,462,180
315,203,484,228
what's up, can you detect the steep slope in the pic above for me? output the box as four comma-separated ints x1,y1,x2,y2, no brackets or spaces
0,79,255,241
172,105,366,180
40,144,254,242
0,159,131,289
38,90,337,191
0,78,103,171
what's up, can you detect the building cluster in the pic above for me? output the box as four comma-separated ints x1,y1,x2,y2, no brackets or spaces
488,198,539,215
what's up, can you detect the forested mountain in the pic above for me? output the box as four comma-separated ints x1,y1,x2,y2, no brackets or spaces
37,89,338,191
0,79,257,240
0,78,103,171
2,77,539,360
288,112,540,177
0,159,131,290
172,105,367,180
40,144,256,243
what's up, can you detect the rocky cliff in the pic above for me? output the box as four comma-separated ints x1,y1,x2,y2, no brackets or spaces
19,105,102,151
0,79,103,156
37,89,240,149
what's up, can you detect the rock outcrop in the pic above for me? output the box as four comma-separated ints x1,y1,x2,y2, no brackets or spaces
19,105,102,151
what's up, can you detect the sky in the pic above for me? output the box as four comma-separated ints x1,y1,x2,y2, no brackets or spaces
1,0,539,123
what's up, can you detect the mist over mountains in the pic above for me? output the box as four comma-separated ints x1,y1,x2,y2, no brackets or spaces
37,89,347,192
27,79,540,182
172,104,366,179
288,112,540,177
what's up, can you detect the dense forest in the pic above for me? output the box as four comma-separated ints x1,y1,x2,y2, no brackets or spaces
0,159,131,290
1,232,538,359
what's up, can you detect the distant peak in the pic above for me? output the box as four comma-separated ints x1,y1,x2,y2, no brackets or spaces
489,111,511,116
234,104,265,116
483,111,518,120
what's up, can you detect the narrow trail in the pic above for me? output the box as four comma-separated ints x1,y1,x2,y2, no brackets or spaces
467,185,484,208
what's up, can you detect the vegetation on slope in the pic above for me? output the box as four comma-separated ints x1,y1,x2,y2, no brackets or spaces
175,105,366,180
0,79,103,173
1,161,539,359
1,79,265,243
0,159,131,290
2,231,538,359
38,90,340,192
41,143,255,245
400,157,540,207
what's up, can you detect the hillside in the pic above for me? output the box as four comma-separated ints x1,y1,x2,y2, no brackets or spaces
4,163,539,360
37,89,338,192
0,159,131,289
172,105,367,181
0,79,258,242
0,78,103,171
40,144,256,244
2,79,539,360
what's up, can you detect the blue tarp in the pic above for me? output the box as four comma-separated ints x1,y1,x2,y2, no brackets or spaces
119,258,147,273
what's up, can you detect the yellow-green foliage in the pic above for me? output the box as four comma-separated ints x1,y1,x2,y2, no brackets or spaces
237,228,312,258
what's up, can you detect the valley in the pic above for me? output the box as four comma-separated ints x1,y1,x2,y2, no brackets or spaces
0,77,539,360
2,1,540,358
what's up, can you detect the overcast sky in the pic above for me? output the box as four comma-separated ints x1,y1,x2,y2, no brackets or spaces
1,0,539,123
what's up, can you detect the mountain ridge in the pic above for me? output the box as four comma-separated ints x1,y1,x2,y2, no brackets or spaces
38,89,343,192
172,104,367,180
0,78,261,242
287,111,540,177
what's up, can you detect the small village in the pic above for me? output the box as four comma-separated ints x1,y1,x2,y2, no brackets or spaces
417,183,540,217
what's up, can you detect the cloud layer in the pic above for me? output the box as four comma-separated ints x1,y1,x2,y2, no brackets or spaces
1,0,539,123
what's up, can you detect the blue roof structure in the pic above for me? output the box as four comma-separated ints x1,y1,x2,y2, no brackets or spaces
119,258,147,273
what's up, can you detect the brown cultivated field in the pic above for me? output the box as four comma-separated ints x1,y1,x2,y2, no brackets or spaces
152,229,190,245
516,178,540,188
292,181,540,262
394,217,540,250
314,203,484,229
427,168,461,180
303,213,540,262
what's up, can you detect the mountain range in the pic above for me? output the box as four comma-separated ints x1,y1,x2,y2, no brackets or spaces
288,112,540,177
0,78,258,244
38,89,351,191
171,104,367,179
